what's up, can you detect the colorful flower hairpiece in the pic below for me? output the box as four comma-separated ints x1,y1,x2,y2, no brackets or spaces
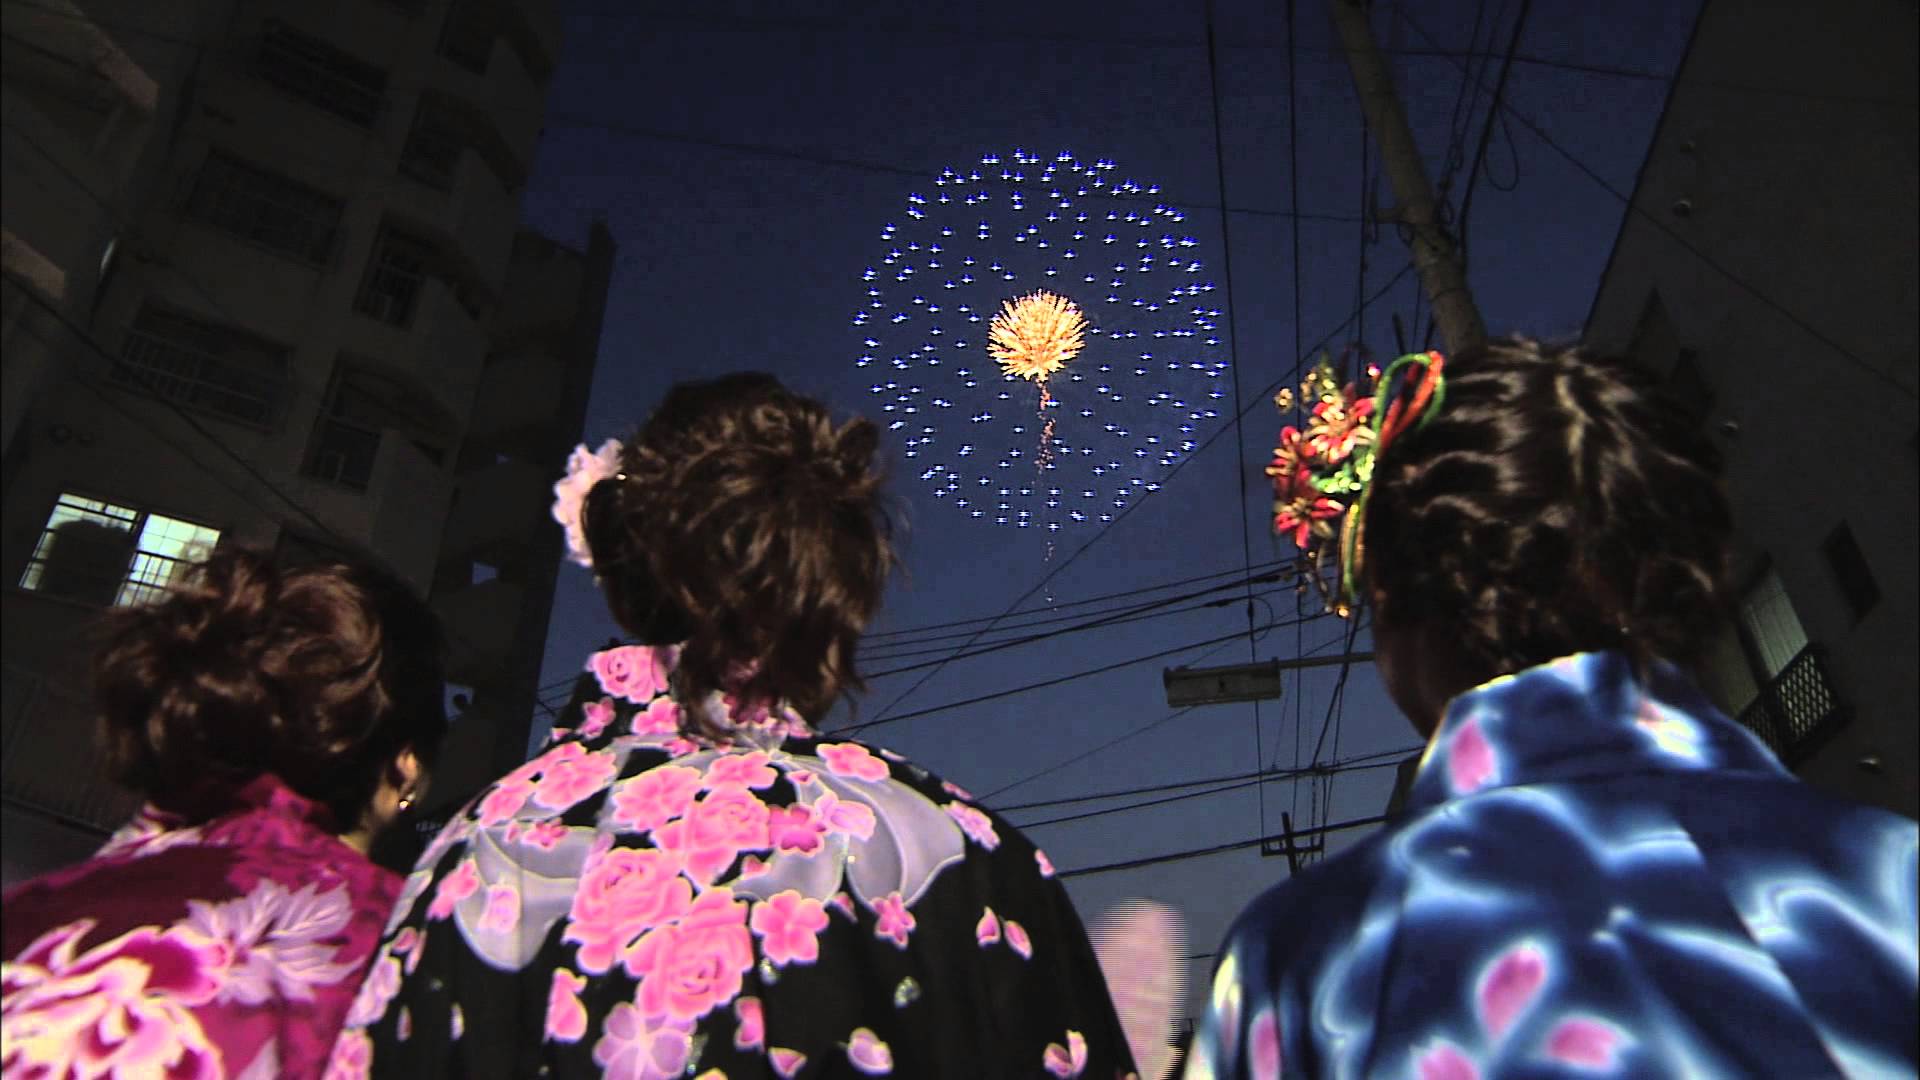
553,439,625,569
1267,349,1447,615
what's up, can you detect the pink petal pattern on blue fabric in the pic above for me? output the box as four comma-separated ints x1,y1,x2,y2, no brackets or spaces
1477,943,1546,1041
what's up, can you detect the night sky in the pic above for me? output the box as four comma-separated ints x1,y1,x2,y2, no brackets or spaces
515,0,1698,995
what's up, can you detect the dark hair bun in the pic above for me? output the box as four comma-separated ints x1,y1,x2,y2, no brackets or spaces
94,547,447,828
1364,337,1730,686
583,375,894,730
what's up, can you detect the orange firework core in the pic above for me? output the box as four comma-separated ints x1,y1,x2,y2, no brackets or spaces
988,291,1088,383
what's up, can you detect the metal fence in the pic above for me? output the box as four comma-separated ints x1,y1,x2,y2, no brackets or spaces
1735,645,1850,767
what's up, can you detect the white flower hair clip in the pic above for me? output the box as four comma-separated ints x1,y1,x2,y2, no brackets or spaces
552,439,624,569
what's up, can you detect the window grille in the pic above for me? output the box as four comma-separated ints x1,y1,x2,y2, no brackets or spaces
113,306,287,426
438,2,495,74
187,151,343,265
355,229,433,327
17,494,221,607
1735,646,1849,766
401,98,464,190
253,20,387,127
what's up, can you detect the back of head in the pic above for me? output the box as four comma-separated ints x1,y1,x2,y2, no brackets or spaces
1364,337,1731,698
581,374,893,727
93,547,448,829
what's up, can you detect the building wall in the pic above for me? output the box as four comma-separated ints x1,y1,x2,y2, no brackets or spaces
1,0,602,880
1586,0,1918,819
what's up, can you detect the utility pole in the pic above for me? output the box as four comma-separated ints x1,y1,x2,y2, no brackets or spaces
1328,0,1488,355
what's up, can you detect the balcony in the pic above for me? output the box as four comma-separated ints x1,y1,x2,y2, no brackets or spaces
1736,645,1850,767
301,427,451,592
342,277,491,419
367,430,452,593
384,148,518,295
468,347,566,442
440,457,548,559
433,578,526,686
429,37,542,171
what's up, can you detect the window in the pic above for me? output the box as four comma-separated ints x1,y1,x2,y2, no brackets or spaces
114,305,288,426
400,97,464,190
1700,565,1846,764
438,2,496,74
307,364,450,490
18,494,220,607
188,151,343,265
253,20,386,127
1821,522,1880,623
309,369,387,491
355,228,434,327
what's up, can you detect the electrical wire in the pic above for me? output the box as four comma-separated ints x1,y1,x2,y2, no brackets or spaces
1455,0,1533,271
1055,811,1392,880
1011,749,1414,829
840,620,1285,735
1392,8,1919,401
992,743,1418,813
1205,0,1268,855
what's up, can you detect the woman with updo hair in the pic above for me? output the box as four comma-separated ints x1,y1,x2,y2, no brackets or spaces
1189,339,1918,1078
2,547,448,1079
335,374,1140,1078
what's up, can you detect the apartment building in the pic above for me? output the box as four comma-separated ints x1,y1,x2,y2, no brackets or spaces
1585,0,1917,818
0,0,613,884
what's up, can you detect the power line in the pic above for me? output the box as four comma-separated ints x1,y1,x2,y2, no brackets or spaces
962,584,1355,804
1391,9,1919,402
859,261,1419,730
1056,811,1392,879
841,622,1281,735
862,582,1301,676
994,744,1418,812
860,560,1293,652
14,0,1911,110
861,558,1284,640
1008,748,1417,829
1454,0,1532,271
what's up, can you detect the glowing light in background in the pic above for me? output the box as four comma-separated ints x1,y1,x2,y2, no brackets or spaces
854,149,1227,530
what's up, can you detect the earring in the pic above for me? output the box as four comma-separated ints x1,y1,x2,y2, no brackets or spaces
396,789,416,814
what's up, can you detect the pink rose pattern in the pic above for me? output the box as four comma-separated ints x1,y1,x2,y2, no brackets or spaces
332,645,1131,1077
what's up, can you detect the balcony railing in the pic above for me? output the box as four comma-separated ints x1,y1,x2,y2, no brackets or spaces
1735,645,1850,767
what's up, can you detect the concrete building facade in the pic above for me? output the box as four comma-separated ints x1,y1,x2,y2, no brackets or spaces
1585,0,1917,819
1,0,612,884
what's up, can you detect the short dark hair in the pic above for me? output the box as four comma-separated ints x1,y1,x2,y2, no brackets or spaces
581,374,894,730
94,547,448,830
1363,337,1731,689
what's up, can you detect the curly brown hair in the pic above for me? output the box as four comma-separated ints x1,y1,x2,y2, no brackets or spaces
93,547,448,830
1363,337,1731,695
581,374,894,732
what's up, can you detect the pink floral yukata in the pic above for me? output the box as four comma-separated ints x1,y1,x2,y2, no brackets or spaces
2,774,401,1079
327,645,1136,1078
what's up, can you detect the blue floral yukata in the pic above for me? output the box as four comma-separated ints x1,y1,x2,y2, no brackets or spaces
1188,651,1919,1080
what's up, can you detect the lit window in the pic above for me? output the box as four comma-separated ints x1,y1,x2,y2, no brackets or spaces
1700,565,1845,764
18,493,221,607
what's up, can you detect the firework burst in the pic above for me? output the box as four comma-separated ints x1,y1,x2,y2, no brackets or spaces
852,149,1227,531
989,291,1089,383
